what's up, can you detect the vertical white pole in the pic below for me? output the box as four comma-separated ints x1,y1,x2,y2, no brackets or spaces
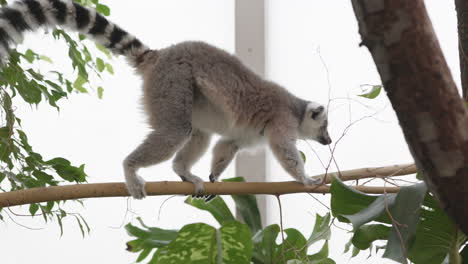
234,0,267,227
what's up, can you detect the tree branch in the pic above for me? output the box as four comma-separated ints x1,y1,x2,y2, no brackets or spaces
321,163,416,183
0,163,415,208
350,0,468,234
0,181,400,208
455,0,468,100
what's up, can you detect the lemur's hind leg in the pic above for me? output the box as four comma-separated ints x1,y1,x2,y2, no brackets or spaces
172,129,211,196
124,63,195,199
201,139,239,202
124,129,191,199
210,139,239,182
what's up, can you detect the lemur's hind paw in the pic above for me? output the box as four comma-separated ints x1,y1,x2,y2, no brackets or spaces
187,174,218,202
125,174,147,199
203,173,217,202
301,175,323,186
181,174,207,198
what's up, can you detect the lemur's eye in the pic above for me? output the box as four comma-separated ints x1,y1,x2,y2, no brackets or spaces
311,106,324,119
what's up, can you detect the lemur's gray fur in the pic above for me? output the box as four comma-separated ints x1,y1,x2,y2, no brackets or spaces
0,0,332,199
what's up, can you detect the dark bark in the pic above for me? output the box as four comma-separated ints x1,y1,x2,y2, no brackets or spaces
350,0,468,234
455,0,468,100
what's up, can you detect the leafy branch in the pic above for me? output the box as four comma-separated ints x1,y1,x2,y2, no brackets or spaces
0,0,113,226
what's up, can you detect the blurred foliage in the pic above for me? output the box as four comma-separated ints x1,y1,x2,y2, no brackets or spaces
330,177,467,264
126,177,336,264
126,176,468,264
0,0,113,232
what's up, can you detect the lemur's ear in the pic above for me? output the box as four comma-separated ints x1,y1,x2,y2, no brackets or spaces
311,106,324,120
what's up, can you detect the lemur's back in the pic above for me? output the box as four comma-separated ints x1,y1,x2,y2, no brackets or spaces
144,41,305,135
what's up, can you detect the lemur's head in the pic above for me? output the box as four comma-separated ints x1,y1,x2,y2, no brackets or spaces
299,102,332,145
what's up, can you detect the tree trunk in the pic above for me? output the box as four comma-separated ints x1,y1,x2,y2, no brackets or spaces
350,0,468,234
455,0,468,100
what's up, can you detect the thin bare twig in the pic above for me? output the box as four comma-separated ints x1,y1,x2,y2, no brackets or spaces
276,195,286,260
3,209,43,230
306,193,330,210
157,195,178,222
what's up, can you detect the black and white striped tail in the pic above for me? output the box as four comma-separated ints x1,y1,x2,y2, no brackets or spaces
0,0,149,67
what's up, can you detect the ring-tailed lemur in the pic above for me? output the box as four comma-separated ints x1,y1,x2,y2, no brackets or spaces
0,0,332,200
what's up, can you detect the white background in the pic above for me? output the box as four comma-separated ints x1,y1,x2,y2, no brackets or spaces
0,1,459,263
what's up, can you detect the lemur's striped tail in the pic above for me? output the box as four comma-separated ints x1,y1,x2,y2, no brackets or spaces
0,0,150,67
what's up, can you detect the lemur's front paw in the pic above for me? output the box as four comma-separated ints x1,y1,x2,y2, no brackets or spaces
209,173,216,183
301,176,323,186
182,174,206,197
125,175,147,199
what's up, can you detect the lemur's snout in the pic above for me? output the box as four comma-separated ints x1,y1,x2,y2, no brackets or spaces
319,137,332,145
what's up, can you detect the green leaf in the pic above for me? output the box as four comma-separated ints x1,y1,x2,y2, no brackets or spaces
330,176,386,223
73,75,88,93
46,158,87,183
14,78,42,104
27,69,44,82
97,86,104,99
343,238,352,254
0,171,5,183
95,3,110,16
57,214,64,236
343,194,396,230
46,201,55,212
223,177,262,234
275,228,308,262
408,194,467,264
29,203,39,216
38,55,53,63
105,63,114,74
185,196,235,225
218,221,253,264
17,129,32,152
74,214,87,237
96,57,105,72
351,246,360,257
136,248,153,263
24,49,35,63
125,219,178,251
150,223,216,264
127,219,252,264
383,183,427,263
308,240,331,261
352,224,390,250
32,170,57,186
252,224,280,263
45,157,71,166
358,85,382,99
0,126,9,138
95,43,112,58
307,213,331,246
